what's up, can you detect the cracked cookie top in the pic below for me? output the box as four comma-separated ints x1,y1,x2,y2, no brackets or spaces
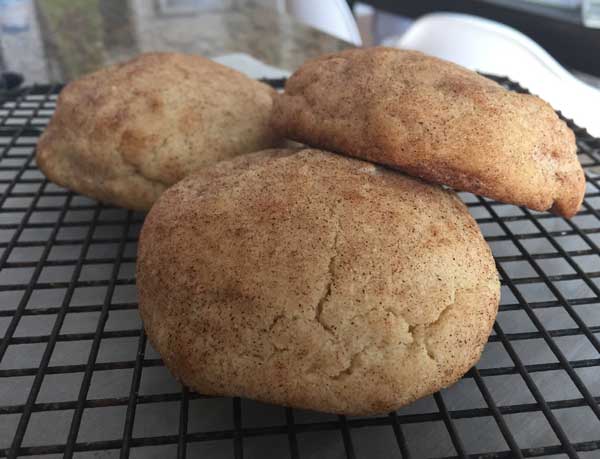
137,148,500,415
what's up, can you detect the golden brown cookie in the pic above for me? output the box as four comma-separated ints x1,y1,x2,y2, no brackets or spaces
37,52,281,210
137,148,500,415
271,47,585,218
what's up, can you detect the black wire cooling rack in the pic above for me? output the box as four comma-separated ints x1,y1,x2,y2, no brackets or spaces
0,77,599,459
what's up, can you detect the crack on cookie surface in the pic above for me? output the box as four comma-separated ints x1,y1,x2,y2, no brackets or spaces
315,210,340,337
330,344,370,380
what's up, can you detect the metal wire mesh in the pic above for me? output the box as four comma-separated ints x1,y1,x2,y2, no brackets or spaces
0,77,599,459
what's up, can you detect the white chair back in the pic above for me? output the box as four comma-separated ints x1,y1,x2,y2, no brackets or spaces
285,0,362,46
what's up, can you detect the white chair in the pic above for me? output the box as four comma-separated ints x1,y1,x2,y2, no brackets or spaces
285,0,362,46
387,12,600,137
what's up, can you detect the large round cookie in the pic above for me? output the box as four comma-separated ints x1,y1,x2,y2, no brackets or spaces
137,148,500,415
36,52,281,210
271,47,585,218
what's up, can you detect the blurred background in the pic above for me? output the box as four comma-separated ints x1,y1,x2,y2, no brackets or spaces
1,0,600,79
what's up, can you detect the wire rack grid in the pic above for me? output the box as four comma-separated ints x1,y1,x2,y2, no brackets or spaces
0,77,599,459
